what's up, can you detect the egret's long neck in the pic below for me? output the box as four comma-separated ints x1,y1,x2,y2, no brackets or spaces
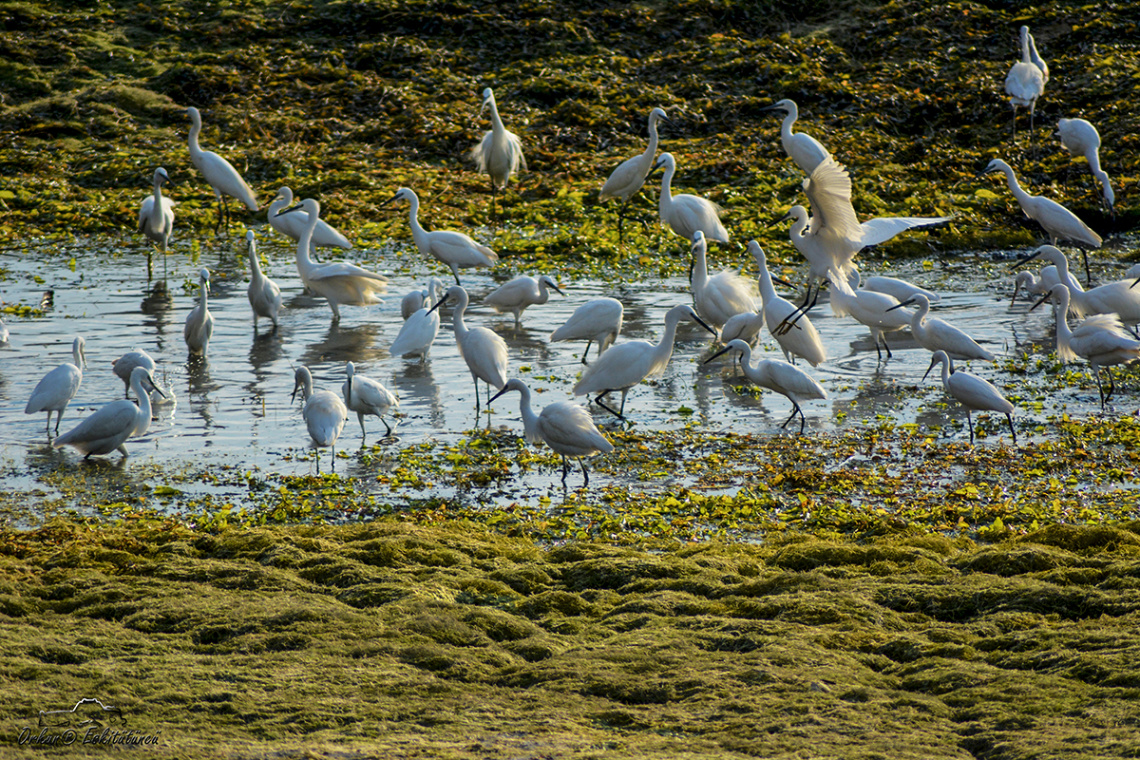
781,110,797,143
692,246,708,286
451,295,470,340
296,213,318,271
200,280,210,309
790,209,809,239
132,376,154,437
1053,297,1074,354
753,254,776,303
406,196,427,245
911,299,930,329
516,387,540,443
1020,30,1032,63
153,175,164,204
488,102,505,134
188,115,202,156
645,116,660,158
249,245,263,280
654,313,683,365
658,163,675,211
939,358,952,388
73,342,85,369
1000,166,1031,206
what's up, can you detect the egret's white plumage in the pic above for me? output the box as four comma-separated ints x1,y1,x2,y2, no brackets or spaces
26,336,86,436
888,293,995,361
854,270,941,305
386,187,498,285
762,98,832,174
484,274,565,328
689,231,756,329
1057,118,1115,216
573,303,716,419
1005,26,1047,140
1033,284,1140,409
0,318,9,348
401,289,430,321
53,366,163,458
923,350,1016,445
708,339,827,434
431,285,509,409
292,366,348,470
389,280,444,361
549,297,624,364
112,349,156,398
650,153,729,243
137,167,175,280
718,311,764,347
267,186,352,250
827,270,913,361
186,106,258,234
491,378,614,487
184,267,214,356
600,107,668,243
1010,253,1084,306
245,231,282,331
1018,245,1138,325
468,88,526,204
342,361,398,443
749,241,826,367
278,198,387,321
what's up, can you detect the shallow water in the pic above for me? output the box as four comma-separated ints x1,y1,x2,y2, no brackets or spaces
0,233,1124,510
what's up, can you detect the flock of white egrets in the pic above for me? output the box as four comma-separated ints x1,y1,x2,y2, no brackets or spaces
15,27,1134,485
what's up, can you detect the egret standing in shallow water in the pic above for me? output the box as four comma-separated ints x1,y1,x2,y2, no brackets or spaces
923,350,1016,445
1005,25,1047,141
887,294,995,362
827,271,913,361
491,378,614,488
549,297,624,364
245,231,281,332
137,167,175,282
468,88,526,213
599,107,669,244
706,339,827,435
573,304,716,419
649,153,729,244
389,280,443,361
267,186,352,252
761,99,832,174
384,187,498,285
278,198,387,321
342,362,398,444
1015,245,1140,327
53,366,164,459
186,106,258,235
484,274,565,329
292,366,348,472
982,159,1101,284
1056,118,1115,218
25,336,86,437
430,285,509,410
184,268,214,357
689,231,756,330
749,241,825,367
112,349,156,398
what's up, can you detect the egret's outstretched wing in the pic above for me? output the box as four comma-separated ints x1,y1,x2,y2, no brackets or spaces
859,215,954,248
802,157,861,246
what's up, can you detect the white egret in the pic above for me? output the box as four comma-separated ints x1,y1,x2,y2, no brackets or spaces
430,285,509,410
1009,250,1084,306
389,280,443,361
53,366,164,459
342,361,398,443
749,241,826,366
0,318,8,348
982,159,1101,284
184,268,214,356
828,271,913,361
1016,245,1139,326
277,198,387,321
887,294,995,361
245,231,281,331
775,156,952,325
112,349,156,398
718,310,764,347
1056,118,1115,217
549,297,624,364
267,186,352,251
573,303,716,419
599,107,669,243
137,167,175,281
706,339,827,434
853,270,941,305
185,106,258,234
1005,26,1047,141
484,274,565,329
384,187,498,285
400,289,429,321
1032,284,1140,409
490,378,614,488
923,350,1016,445
25,336,86,436
689,230,756,329
760,99,832,174
467,87,526,211
292,366,348,471
649,153,729,243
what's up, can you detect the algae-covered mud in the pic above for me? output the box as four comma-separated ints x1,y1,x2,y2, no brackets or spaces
3,0,1140,756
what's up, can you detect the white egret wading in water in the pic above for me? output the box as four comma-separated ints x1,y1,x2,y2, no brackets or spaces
491,378,614,488
573,304,716,419
277,198,387,321
648,153,729,244
827,271,913,361
484,274,565,329
389,280,444,361
467,87,526,213
760,98,832,174
137,167,175,282
186,106,258,235
689,230,756,330
429,285,509,411
53,366,164,459
549,297,624,364
183,268,214,357
887,294,995,362
342,361,398,444
25,336,86,436
268,186,352,251
1056,118,1115,218
383,187,498,285
706,339,827,435
1014,245,1140,328
748,241,825,367
292,366,348,472
923,350,1016,445
599,107,669,244
1005,25,1047,141
112,349,156,398
245,231,282,331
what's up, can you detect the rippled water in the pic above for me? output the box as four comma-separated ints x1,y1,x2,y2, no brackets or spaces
0,233,1120,510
